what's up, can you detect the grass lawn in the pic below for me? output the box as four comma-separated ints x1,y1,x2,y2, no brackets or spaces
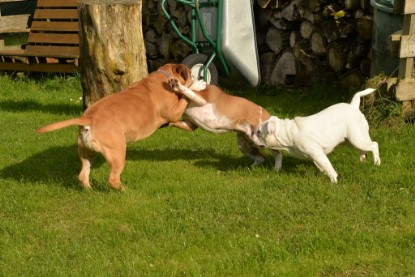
0,74,414,276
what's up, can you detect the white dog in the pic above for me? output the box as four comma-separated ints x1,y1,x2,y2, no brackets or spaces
250,88,380,183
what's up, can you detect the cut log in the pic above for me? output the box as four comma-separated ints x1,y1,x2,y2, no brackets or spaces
269,15,298,30
259,52,277,85
359,58,371,74
159,31,172,61
78,0,148,107
293,39,312,60
360,0,371,11
351,36,370,57
354,9,364,19
302,10,323,24
170,39,192,61
306,0,322,12
271,0,292,9
345,0,361,10
340,69,363,89
321,4,341,19
258,8,273,28
300,20,317,39
145,41,158,58
154,13,167,34
356,15,373,40
281,0,303,21
310,29,327,55
339,20,356,39
295,51,316,86
289,30,302,48
270,50,296,85
327,40,353,73
266,27,290,55
145,28,159,44
258,0,272,9
320,19,341,42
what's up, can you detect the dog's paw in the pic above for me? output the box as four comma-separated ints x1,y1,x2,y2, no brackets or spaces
189,79,207,91
167,77,180,91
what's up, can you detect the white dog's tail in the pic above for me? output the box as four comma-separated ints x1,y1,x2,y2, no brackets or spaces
350,88,376,109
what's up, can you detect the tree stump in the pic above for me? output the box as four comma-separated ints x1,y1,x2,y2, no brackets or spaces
78,0,148,108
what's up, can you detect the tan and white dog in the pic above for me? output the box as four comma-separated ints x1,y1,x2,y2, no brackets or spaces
250,88,380,183
37,64,196,191
167,77,278,166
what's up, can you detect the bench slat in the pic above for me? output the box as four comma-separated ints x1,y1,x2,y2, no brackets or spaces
27,33,79,45
24,45,79,58
0,61,79,73
34,9,78,20
30,21,79,32
36,0,77,8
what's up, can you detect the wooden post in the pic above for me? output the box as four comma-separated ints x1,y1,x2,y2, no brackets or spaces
78,0,147,108
392,0,415,119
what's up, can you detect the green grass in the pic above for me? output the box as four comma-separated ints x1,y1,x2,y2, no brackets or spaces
0,74,414,276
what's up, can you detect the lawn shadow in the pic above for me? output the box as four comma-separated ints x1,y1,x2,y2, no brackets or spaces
127,147,248,171
0,145,83,189
1,99,82,116
0,145,250,190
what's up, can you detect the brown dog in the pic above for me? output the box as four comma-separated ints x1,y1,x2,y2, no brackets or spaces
167,77,279,167
37,64,193,190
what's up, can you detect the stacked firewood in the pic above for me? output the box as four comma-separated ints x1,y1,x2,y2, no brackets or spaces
257,0,374,87
142,0,193,72
142,0,374,88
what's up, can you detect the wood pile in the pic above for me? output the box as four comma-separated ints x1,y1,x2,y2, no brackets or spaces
142,0,374,88
142,0,193,72
257,0,374,87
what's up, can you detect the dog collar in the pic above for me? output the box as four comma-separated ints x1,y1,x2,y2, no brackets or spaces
157,69,173,78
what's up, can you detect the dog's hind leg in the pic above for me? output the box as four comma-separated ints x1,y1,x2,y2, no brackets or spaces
347,122,381,165
236,132,265,166
77,127,95,189
348,131,381,166
355,141,380,165
78,147,95,190
104,147,126,191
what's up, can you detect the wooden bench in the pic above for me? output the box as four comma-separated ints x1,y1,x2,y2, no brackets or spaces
0,0,79,73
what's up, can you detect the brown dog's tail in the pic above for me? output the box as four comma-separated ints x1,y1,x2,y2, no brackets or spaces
36,118,91,133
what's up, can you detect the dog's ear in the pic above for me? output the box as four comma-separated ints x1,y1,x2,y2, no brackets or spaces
267,120,276,134
175,64,191,84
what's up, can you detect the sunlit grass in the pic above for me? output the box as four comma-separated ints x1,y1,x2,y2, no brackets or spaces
0,74,414,276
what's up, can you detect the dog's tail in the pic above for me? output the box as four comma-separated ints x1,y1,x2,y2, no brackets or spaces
36,118,91,133
350,88,376,109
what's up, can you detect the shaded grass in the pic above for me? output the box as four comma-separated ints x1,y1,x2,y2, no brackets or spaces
0,75,414,276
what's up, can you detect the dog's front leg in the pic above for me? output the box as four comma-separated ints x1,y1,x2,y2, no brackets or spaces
236,132,265,166
309,151,338,183
270,149,283,171
167,97,190,123
168,77,207,106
